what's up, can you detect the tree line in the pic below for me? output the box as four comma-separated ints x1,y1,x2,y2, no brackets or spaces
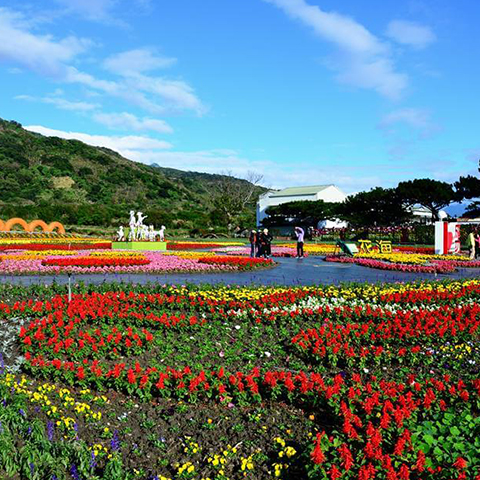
263,176,480,228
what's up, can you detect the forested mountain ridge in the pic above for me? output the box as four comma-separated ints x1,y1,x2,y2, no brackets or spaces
0,118,264,232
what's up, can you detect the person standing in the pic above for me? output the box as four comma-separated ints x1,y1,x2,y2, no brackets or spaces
468,230,476,260
295,226,305,258
261,228,273,258
249,229,257,257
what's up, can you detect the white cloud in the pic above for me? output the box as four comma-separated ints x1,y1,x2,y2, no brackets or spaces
263,0,408,99
0,8,89,77
64,64,205,115
104,48,176,76
386,20,436,49
25,125,172,151
125,74,206,114
379,107,439,137
124,149,379,192
23,124,377,192
15,94,98,112
0,8,204,115
93,112,173,134
53,0,117,22
103,49,204,114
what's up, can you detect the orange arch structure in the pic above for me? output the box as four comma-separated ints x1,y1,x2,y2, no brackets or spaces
46,222,65,233
4,218,30,232
28,220,50,232
0,217,66,234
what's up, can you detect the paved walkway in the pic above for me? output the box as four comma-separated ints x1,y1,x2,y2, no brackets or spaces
1,256,479,286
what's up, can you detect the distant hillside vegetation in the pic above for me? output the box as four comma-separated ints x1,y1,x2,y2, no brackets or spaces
0,118,265,233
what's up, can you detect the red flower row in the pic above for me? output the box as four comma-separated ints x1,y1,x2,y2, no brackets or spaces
198,256,274,269
166,242,223,250
5,280,480,321
41,257,150,267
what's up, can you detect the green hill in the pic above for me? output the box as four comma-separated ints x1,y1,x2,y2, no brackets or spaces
0,118,265,234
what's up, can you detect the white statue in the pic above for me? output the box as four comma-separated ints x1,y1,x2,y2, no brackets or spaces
136,212,147,227
117,226,125,242
124,211,162,242
147,225,154,241
128,210,137,241
134,212,147,241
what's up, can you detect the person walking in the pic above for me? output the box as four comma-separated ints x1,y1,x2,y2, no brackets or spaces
249,229,257,258
295,226,305,258
468,230,476,260
476,231,480,259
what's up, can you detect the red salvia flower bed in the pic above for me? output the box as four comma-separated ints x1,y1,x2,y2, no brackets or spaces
198,255,273,269
166,243,223,250
41,257,150,267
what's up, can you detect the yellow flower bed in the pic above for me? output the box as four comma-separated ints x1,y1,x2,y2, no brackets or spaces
0,239,105,245
0,250,80,260
1,374,107,434
187,278,480,303
355,252,470,264
0,234,106,245
278,243,336,254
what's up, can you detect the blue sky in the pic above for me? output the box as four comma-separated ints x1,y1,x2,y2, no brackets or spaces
0,0,479,193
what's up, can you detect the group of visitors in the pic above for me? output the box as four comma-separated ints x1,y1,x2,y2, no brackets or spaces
249,226,305,258
249,228,273,258
467,229,480,259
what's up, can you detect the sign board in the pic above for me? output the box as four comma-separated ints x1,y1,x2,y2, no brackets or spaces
345,243,358,254
434,221,460,255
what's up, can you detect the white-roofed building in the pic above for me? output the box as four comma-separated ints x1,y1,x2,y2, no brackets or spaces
256,184,347,227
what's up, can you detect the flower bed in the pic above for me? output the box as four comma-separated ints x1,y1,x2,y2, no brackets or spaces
214,245,303,257
278,243,336,255
162,251,218,259
326,255,457,273
198,255,274,270
0,242,111,251
42,256,151,267
435,259,480,268
0,249,275,275
393,246,435,254
1,279,480,478
324,250,480,273
166,241,244,250
355,251,470,264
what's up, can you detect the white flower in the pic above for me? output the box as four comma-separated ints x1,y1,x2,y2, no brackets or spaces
235,325,241,330
264,352,271,357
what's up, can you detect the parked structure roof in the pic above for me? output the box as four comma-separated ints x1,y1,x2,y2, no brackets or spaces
268,185,333,198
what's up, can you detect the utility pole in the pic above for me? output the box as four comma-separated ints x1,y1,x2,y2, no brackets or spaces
68,273,72,303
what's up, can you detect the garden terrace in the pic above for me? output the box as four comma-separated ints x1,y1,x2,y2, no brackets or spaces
0,279,479,478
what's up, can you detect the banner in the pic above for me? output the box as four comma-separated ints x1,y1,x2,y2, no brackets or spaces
434,221,460,255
